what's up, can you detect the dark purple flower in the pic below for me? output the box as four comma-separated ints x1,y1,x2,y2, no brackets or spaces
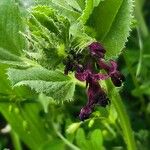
79,105,93,121
87,81,110,107
79,80,110,121
75,68,108,83
88,42,106,58
110,71,125,87
63,41,125,121
98,59,125,87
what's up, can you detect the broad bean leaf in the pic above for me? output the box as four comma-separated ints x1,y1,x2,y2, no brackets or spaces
7,67,75,102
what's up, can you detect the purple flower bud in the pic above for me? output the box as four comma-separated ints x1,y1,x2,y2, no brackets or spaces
75,69,88,81
88,42,106,58
98,59,112,72
87,81,110,107
95,92,110,107
79,80,110,121
79,105,92,121
108,61,125,87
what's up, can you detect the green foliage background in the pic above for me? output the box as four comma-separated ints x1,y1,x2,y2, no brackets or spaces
0,0,150,150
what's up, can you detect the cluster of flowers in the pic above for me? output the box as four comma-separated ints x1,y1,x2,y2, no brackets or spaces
63,42,125,121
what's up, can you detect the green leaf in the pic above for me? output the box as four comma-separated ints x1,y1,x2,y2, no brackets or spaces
0,47,28,67
50,0,81,22
0,102,50,150
66,0,82,12
78,0,102,24
26,5,70,68
0,0,25,55
87,0,134,58
0,64,12,95
66,122,81,134
76,128,87,149
7,67,76,102
70,22,95,51
38,93,55,113
39,139,65,150
90,129,103,149
76,128,103,150
0,64,37,100
76,0,86,10
79,0,94,24
78,0,101,24
108,104,118,124
132,82,150,96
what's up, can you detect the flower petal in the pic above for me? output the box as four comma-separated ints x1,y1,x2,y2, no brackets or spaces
79,105,92,121
75,71,88,81
88,42,106,58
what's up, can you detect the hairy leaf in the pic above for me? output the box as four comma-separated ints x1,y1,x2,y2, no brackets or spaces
79,0,101,24
87,0,134,58
76,0,85,10
26,5,70,69
0,47,28,67
50,0,81,22
0,0,25,55
7,67,75,102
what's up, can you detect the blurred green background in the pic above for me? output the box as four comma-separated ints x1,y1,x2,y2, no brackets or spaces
0,0,150,150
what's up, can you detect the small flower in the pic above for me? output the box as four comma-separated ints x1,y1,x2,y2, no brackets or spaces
98,59,125,87
79,105,93,121
88,42,106,58
63,42,125,121
110,71,125,87
75,66,108,83
87,81,110,108
79,80,110,121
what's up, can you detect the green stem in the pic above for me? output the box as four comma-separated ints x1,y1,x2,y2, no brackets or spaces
106,80,136,150
135,0,149,38
52,123,80,150
136,28,143,77
11,130,22,150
